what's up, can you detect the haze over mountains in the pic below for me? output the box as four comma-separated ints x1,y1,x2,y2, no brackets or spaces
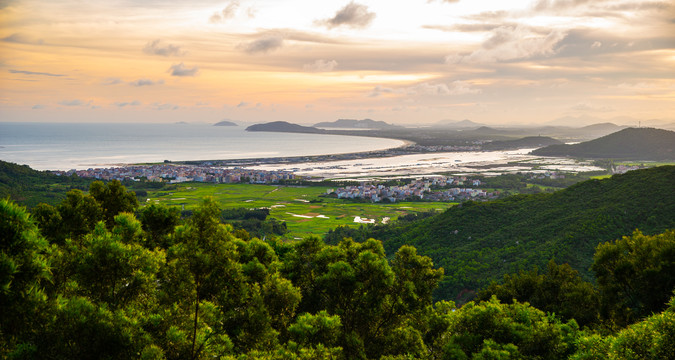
313,119,403,130
246,117,675,144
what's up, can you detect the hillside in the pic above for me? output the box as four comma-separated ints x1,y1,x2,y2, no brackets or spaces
313,118,402,130
0,160,91,207
532,127,675,160
245,121,326,134
361,166,675,300
483,136,562,150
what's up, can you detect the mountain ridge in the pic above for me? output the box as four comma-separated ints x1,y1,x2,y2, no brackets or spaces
313,118,402,130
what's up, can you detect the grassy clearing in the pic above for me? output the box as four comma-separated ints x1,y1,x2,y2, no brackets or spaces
615,161,675,167
145,183,454,239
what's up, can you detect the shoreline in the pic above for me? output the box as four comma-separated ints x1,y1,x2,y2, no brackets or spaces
171,139,418,167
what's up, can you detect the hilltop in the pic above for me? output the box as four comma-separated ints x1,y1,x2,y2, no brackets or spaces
245,121,326,134
431,119,484,129
344,166,675,300
532,127,675,160
214,120,237,126
313,118,402,130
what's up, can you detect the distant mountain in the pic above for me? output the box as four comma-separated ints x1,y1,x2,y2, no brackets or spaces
313,119,403,130
472,126,499,134
358,166,675,300
579,122,622,132
245,121,326,134
432,119,484,129
214,120,237,126
532,127,675,160
483,136,563,150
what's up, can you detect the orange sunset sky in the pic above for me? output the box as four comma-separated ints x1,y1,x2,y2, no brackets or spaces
1,0,674,126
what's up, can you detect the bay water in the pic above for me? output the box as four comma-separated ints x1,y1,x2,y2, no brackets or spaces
0,122,405,171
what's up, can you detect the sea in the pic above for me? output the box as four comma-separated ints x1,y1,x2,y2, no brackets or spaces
0,122,406,171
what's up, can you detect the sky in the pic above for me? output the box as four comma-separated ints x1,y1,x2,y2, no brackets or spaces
1,0,674,126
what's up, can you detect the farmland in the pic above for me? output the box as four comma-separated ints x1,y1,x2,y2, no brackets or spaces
145,183,455,239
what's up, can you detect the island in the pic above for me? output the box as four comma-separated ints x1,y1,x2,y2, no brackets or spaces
214,120,238,126
245,121,326,134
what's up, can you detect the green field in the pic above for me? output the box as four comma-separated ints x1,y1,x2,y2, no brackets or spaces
145,183,455,239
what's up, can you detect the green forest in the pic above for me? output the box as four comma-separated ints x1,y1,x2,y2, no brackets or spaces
2,168,675,359
339,166,675,300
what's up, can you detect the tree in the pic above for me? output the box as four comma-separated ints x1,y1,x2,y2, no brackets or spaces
163,198,301,358
572,294,675,359
592,229,675,326
57,189,103,240
283,237,443,359
89,180,139,228
439,296,580,359
73,216,165,309
0,199,51,356
31,203,64,244
139,204,181,249
477,260,599,327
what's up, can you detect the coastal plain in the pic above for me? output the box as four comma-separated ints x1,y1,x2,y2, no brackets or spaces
146,183,454,239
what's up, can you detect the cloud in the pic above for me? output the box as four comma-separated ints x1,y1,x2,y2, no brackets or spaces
143,39,184,56
2,33,43,45
32,104,45,109
423,23,511,33
463,10,510,21
210,0,240,23
237,101,249,107
530,0,671,18
533,0,604,12
569,102,613,112
168,63,198,76
241,35,284,54
303,59,338,72
102,77,122,85
152,102,179,110
368,85,396,97
319,2,376,29
427,0,460,3
114,100,141,108
129,79,164,86
446,25,567,63
9,69,64,77
368,81,481,98
407,81,481,96
246,6,257,18
58,99,90,107
551,29,673,58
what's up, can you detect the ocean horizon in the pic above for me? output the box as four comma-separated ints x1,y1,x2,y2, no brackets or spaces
0,122,405,171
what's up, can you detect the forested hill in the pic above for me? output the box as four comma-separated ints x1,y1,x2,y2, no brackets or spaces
531,127,675,160
245,121,326,133
365,166,675,300
0,160,90,207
